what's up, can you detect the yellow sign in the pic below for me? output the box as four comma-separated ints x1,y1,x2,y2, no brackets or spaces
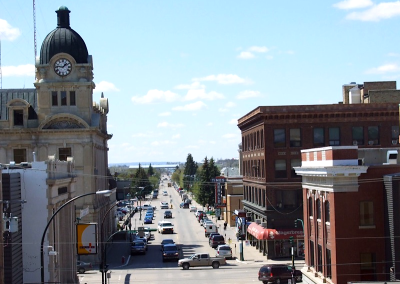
76,223,97,255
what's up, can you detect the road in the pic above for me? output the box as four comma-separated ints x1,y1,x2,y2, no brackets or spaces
78,176,262,284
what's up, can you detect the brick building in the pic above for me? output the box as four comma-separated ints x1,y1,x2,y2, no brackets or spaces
237,81,400,259
295,146,400,284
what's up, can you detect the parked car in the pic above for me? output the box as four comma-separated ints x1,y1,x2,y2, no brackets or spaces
180,202,189,208
258,264,302,284
189,206,197,212
164,210,173,218
144,216,153,224
216,245,232,259
195,210,204,217
131,240,146,255
133,235,148,251
161,243,180,261
209,234,225,248
77,260,92,274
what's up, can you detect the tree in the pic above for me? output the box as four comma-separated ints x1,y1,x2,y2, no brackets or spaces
131,164,152,198
183,153,198,190
147,163,155,176
195,156,219,207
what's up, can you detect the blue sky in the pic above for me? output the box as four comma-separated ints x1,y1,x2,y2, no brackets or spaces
1,0,400,164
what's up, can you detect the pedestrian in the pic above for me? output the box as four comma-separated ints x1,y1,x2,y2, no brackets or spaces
224,221,227,230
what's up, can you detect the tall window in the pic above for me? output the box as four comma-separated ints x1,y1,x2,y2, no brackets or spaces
61,91,67,106
290,128,301,147
352,126,364,145
13,149,26,163
329,127,340,146
274,129,286,148
326,249,332,278
309,197,313,217
52,91,58,106
360,201,374,226
291,159,301,178
367,126,379,145
316,199,321,220
360,253,376,281
325,201,330,223
59,147,72,161
313,128,324,146
317,245,323,272
70,91,76,105
274,159,286,178
310,241,315,267
13,110,23,126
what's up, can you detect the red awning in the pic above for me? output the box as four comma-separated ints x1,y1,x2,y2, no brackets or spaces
247,223,304,240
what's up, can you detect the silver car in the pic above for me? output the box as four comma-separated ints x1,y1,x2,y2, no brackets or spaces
215,245,232,259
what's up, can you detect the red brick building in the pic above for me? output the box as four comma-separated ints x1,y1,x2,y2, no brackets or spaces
295,146,400,283
237,81,400,259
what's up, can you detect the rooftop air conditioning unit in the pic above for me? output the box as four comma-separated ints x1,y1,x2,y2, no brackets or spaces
353,141,358,146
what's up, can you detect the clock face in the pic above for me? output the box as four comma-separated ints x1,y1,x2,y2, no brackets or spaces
54,58,72,76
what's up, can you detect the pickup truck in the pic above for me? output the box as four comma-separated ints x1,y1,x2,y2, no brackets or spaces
178,253,226,270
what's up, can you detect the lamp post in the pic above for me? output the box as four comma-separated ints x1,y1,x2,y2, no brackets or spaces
40,190,112,284
100,201,118,284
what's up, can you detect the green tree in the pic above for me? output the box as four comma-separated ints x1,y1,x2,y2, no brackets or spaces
131,164,152,197
195,157,221,207
147,163,155,176
183,153,198,191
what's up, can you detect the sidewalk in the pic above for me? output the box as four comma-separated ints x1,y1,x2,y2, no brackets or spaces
190,197,305,268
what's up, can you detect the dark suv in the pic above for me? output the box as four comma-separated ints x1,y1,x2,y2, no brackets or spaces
209,234,225,248
161,244,179,261
258,264,302,283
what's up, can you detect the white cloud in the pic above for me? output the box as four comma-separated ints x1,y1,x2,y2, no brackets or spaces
266,55,274,60
183,89,225,101
346,2,400,21
172,101,207,111
193,74,250,85
209,141,216,144
94,81,120,93
159,112,171,116
3,64,35,77
157,122,184,128
388,52,400,57
219,108,228,113
131,89,180,104
365,63,400,74
172,134,180,139
229,119,238,124
207,122,213,126
151,140,176,146
0,19,20,41
226,101,236,108
174,81,205,90
237,90,261,99
248,46,269,53
333,0,373,10
237,51,255,59
222,133,238,139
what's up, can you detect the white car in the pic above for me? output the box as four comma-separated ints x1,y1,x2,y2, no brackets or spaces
162,191,168,196
190,206,197,212
158,221,174,234
160,202,169,209
216,245,232,259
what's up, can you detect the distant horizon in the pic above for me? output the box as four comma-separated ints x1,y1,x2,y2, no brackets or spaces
109,158,239,167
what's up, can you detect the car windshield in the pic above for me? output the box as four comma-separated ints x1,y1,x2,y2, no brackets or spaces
161,239,174,244
163,245,177,251
161,223,172,226
219,246,230,250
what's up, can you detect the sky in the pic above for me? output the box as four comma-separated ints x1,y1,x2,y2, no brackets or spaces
1,0,400,164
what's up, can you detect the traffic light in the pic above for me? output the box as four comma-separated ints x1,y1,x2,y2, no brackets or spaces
289,236,294,245
294,219,297,228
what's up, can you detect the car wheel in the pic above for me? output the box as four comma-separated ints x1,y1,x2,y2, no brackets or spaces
78,268,85,274
212,262,220,269
182,263,189,270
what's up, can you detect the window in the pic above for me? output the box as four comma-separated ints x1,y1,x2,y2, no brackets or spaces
275,190,297,209
291,159,301,178
61,91,67,106
59,147,71,161
274,159,286,178
325,201,330,223
52,91,58,106
317,245,322,272
309,197,313,217
58,187,68,195
310,241,314,267
326,249,332,278
352,126,364,145
13,110,23,126
360,201,374,226
313,128,324,146
329,127,340,146
317,199,321,220
290,128,301,147
367,126,379,145
360,253,376,281
70,91,76,105
274,129,286,148
13,149,26,163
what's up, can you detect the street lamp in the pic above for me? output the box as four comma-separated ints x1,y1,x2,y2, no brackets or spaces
40,189,112,284
100,201,118,284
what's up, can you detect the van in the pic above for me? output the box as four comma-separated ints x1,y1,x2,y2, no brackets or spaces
204,223,218,237
258,264,302,283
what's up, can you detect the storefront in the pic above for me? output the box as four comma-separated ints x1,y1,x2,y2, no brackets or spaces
247,223,304,258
